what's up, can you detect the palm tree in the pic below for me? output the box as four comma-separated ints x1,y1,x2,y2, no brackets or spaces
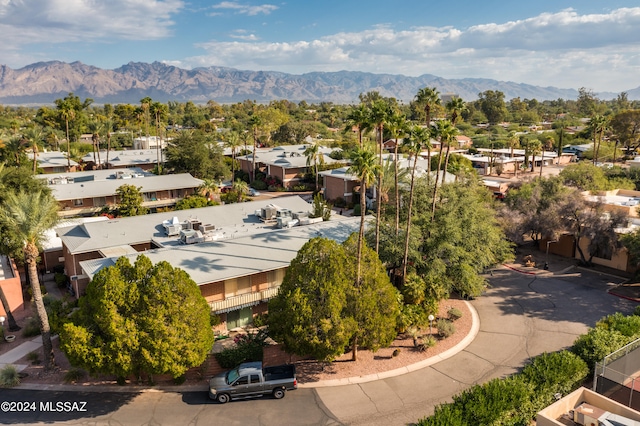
414,87,441,127
23,127,44,173
198,178,220,202
249,114,262,182
86,120,103,169
446,97,468,126
402,125,430,281
368,99,391,254
590,114,608,165
58,103,75,170
507,131,520,177
151,101,168,174
304,140,325,192
386,111,407,234
224,131,242,181
431,120,458,220
345,104,371,147
233,179,249,203
0,190,59,369
103,118,114,170
347,147,380,361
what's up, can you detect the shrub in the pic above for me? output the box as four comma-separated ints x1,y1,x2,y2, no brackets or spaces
44,295,76,335
26,351,41,365
173,375,187,385
596,312,640,337
214,330,269,369
634,305,640,317
250,179,268,190
252,313,268,328
0,365,20,387
521,351,588,407
447,307,463,321
571,327,631,371
63,368,86,384
22,316,41,337
419,335,437,352
450,375,536,425
437,319,455,338
54,272,68,288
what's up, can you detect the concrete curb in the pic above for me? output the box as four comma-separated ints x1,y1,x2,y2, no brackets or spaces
298,300,480,388
9,302,481,393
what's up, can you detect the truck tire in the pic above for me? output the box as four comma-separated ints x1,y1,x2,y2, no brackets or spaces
217,393,230,404
272,388,286,399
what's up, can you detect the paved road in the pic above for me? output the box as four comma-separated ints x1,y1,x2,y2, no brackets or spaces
0,268,634,425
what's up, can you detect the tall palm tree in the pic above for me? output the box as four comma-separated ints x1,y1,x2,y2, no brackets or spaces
431,120,458,220
446,97,468,126
151,101,168,174
507,131,520,177
345,104,371,147
347,147,380,361
103,118,114,170
224,131,242,181
590,114,608,165
23,127,44,173
86,120,103,169
0,190,59,369
368,99,391,254
386,111,407,234
249,114,262,182
58,103,75,170
402,125,430,281
304,140,324,192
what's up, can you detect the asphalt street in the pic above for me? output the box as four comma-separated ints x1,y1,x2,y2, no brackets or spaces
0,267,635,425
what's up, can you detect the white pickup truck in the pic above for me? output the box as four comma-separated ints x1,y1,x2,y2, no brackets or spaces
209,362,297,403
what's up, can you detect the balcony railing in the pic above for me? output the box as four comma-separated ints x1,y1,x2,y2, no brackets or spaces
209,286,280,313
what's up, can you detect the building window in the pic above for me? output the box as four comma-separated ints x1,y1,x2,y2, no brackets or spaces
53,167,66,173
93,197,107,207
267,269,286,288
144,192,157,202
73,199,83,206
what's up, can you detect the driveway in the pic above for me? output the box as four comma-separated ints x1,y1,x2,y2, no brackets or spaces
0,267,634,425
314,267,635,425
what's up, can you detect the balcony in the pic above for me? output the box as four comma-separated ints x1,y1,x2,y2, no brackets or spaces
209,286,280,313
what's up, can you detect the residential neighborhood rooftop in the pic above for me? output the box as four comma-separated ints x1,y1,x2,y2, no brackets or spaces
79,215,361,285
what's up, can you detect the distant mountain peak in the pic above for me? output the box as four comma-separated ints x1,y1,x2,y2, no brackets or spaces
0,60,635,105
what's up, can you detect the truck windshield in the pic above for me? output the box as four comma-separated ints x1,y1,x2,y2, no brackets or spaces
226,367,240,384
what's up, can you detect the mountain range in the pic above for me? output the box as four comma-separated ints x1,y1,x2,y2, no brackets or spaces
0,61,637,105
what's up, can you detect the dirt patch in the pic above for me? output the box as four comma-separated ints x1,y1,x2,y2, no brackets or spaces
295,298,472,383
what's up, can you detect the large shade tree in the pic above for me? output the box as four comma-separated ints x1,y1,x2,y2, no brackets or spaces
0,190,59,369
60,255,214,381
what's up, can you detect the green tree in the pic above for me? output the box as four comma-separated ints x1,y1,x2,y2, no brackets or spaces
343,233,400,356
477,90,508,124
248,114,262,181
310,193,332,221
0,190,59,369
116,184,148,217
60,255,214,380
164,130,229,179
268,238,356,362
431,120,458,220
610,109,640,156
369,99,392,253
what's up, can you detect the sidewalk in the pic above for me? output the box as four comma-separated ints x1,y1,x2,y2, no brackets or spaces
0,335,45,372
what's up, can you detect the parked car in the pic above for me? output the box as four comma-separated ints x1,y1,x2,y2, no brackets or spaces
249,188,261,196
209,362,297,403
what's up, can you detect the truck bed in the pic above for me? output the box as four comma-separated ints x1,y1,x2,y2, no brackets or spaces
263,364,296,381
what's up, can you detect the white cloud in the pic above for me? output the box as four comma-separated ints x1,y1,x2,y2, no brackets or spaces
179,7,640,92
0,0,184,44
211,1,278,16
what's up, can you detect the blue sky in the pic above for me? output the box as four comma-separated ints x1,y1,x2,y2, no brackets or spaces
1,1,639,93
